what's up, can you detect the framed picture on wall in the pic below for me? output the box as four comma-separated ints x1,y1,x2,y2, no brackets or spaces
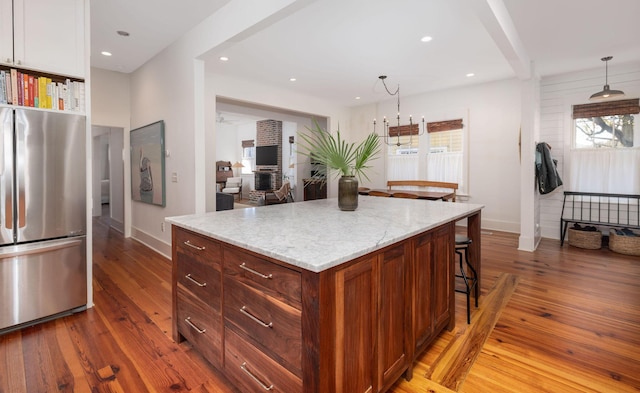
130,120,166,206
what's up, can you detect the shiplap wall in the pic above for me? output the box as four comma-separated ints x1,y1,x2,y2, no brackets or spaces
539,62,640,239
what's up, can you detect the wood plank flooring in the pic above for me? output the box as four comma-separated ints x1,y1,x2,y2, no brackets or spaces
0,215,639,392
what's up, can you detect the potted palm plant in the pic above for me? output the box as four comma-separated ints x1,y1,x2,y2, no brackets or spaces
297,119,381,211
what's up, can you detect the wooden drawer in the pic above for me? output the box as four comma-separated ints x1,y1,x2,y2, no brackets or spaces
176,285,222,367
224,327,302,393
174,227,222,269
223,246,301,309
176,255,221,313
224,278,302,375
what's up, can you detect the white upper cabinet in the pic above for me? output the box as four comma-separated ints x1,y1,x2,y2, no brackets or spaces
0,0,13,65
1,0,85,78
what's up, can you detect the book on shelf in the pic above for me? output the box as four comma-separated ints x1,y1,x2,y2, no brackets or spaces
5,71,11,104
0,68,85,112
0,70,6,104
10,69,18,105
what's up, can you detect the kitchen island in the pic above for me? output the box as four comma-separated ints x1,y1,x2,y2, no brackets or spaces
166,197,483,393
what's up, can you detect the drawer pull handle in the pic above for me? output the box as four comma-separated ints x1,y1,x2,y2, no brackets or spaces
184,240,205,251
185,274,207,287
239,263,273,279
240,362,274,391
240,306,273,328
184,317,206,334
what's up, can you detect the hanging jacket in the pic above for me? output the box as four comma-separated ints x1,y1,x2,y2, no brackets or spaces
535,142,563,195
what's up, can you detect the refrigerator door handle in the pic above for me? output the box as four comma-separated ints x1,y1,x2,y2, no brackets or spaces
0,237,84,259
1,110,10,231
15,111,24,230
17,187,24,229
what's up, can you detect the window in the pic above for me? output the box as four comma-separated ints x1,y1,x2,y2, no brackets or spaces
429,129,463,153
386,124,420,180
241,139,255,174
573,99,640,148
570,99,640,194
426,119,465,193
386,124,420,155
575,115,636,148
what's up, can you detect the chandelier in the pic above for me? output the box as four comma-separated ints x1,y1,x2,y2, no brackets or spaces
373,75,425,146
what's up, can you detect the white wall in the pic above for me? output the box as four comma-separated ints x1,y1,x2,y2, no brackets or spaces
539,61,640,239
351,78,523,233
216,122,240,162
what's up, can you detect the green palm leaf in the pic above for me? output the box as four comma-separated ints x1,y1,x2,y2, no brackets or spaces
297,119,381,182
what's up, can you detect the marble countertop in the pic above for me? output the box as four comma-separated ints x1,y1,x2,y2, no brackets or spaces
166,197,484,273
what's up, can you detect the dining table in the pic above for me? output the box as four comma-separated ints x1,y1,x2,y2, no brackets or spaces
365,188,456,201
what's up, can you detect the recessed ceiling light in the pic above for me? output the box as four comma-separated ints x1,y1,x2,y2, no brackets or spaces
289,78,296,82
466,73,475,77
219,56,229,61
420,36,433,42
116,30,130,37
101,51,112,57
355,96,361,100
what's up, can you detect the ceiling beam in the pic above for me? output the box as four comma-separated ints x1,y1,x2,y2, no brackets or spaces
460,0,531,79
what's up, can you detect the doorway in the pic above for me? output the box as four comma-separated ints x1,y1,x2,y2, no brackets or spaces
91,125,125,233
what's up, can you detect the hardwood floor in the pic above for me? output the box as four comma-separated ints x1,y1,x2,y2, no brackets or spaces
1,217,639,392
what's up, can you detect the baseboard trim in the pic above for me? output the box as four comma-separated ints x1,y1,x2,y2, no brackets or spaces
130,227,171,260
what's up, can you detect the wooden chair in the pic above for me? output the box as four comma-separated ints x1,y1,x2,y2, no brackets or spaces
264,181,293,205
368,190,391,197
393,192,419,199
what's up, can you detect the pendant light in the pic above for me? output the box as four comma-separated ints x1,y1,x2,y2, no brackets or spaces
589,56,625,101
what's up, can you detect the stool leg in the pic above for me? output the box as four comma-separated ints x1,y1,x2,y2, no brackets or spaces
464,249,479,308
466,284,471,324
455,248,472,324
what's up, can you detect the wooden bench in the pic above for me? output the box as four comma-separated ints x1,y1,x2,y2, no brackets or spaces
387,180,458,202
560,191,640,246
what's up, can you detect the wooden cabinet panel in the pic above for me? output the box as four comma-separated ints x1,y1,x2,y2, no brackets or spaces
378,244,410,391
176,286,222,367
224,277,302,376
225,327,302,393
413,231,435,350
412,223,454,355
224,246,301,308
334,256,376,393
432,225,454,332
172,227,223,358
174,228,222,269
176,255,221,312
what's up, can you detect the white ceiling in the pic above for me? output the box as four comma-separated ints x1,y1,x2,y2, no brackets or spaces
91,0,640,108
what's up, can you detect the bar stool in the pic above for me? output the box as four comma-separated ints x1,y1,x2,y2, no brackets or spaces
454,234,478,324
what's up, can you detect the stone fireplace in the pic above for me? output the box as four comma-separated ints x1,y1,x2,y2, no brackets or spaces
249,119,283,203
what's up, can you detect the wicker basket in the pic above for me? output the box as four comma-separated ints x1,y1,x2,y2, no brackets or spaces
609,229,640,256
568,228,602,249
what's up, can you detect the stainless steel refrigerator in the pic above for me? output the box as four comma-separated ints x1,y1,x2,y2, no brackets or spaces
0,107,87,332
